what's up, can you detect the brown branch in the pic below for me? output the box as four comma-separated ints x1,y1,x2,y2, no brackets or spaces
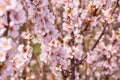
61,69,67,80
111,0,119,16
112,39,117,45
91,23,107,50
3,11,10,36
70,56,75,80
75,55,87,66
80,23,89,34
22,68,27,80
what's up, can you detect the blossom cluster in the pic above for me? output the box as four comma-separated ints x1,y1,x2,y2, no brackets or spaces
0,0,32,80
0,0,120,80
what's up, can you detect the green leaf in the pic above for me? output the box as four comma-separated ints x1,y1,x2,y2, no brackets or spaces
32,43,40,55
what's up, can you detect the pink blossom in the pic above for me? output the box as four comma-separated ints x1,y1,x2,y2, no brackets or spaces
0,49,7,62
0,37,12,51
10,8,26,24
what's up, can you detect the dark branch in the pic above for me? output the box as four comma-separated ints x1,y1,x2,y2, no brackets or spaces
75,55,87,66
3,11,10,36
70,56,75,80
61,69,67,80
91,23,107,50
111,0,119,16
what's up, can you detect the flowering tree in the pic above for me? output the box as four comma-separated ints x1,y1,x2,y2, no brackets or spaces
0,0,120,80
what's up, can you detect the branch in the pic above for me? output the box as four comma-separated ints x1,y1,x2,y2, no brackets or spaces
111,0,119,16
70,56,75,80
3,11,10,36
75,55,87,66
61,69,67,80
80,23,89,34
91,23,107,50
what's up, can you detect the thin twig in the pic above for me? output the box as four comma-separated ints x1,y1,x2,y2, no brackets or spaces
80,24,89,34
61,69,67,80
111,0,119,16
75,55,87,66
91,23,107,50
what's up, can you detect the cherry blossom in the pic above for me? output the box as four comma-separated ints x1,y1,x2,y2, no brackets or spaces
0,0,120,80
0,37,12,51
0,49,7,62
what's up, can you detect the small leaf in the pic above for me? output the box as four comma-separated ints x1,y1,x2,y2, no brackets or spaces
32,43,40,55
